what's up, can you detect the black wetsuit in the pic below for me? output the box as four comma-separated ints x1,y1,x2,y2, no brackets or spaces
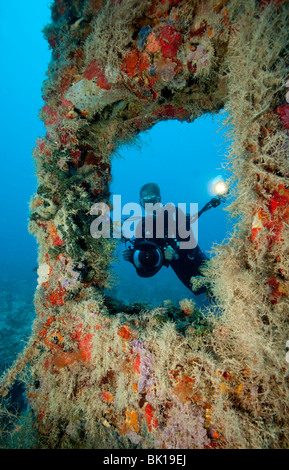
129,207,207,294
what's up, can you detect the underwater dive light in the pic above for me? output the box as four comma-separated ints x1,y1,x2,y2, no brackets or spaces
196,176,228,220
214,180,228,196
208,175,229,198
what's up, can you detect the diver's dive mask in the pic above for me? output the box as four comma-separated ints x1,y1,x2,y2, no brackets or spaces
140,195,161,207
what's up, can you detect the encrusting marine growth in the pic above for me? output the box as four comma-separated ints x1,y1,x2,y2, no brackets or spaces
0,0,289,449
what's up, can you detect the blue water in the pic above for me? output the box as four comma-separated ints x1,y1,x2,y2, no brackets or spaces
0,2,232,375
0,1,51,374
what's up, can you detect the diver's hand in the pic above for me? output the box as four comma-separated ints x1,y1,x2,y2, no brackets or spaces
164,245,177,261
123,249,133,262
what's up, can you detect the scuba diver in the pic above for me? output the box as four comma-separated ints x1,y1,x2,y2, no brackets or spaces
122,182,226,294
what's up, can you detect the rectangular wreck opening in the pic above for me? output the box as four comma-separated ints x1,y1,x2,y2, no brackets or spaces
106,116,232,307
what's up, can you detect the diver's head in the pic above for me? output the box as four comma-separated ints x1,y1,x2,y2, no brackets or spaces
140,183,161,208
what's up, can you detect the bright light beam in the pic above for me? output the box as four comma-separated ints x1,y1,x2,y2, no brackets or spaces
208,175,228,197
214,180,228,196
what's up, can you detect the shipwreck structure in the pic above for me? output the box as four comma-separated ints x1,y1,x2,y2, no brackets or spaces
1,0,289,449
